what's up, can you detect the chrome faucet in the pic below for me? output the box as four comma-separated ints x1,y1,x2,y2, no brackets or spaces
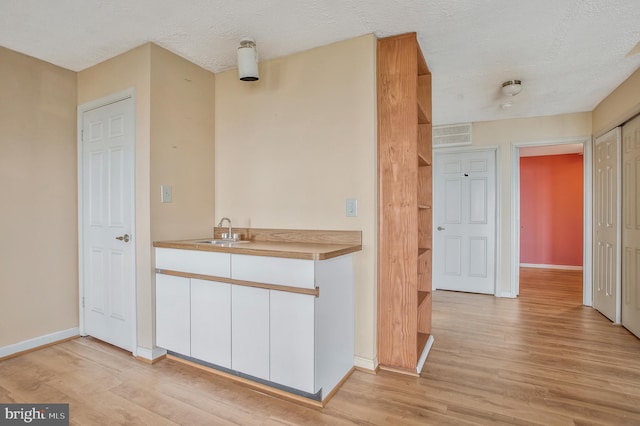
217,217,234,241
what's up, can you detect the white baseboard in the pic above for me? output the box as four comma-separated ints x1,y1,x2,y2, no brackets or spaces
354,355,378,372
416,335,434,374
0,327,79,359
520,263,583,271
497,291,516,298
136,346,167,362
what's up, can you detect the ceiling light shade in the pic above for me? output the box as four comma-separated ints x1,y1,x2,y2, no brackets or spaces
237,38,259,81
501,80,522,96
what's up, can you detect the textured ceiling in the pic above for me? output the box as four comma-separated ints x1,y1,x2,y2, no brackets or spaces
1,0,639,125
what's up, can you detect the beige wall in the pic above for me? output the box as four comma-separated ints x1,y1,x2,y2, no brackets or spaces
150,44,215,242
215,35,378,363
78,44,215,350
471,112,592,294
593,67,640,136
149,45,216,345
0,46,78,346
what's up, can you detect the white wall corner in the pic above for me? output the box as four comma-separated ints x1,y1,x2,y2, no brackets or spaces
354,355,378,372
137,346,167,362
497,291,516,298
0,327,79,359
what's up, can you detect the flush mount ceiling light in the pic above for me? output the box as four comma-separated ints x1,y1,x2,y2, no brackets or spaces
237,38,259,81
501,80,523,96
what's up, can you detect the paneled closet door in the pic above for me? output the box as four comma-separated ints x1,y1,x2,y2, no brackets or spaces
593,128,621,323
622,115,640,338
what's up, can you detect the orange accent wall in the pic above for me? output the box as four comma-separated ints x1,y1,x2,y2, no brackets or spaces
520,154,584,266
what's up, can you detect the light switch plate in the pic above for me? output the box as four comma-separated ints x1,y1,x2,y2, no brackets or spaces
161,185,172,203
346,198,357,217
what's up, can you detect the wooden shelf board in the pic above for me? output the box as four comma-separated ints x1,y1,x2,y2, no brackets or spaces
417,74,432,124
417,46,430,76
418,248,431,257
418,153,430,167
418,205,431,210
418,105,431,125
418,290,431,307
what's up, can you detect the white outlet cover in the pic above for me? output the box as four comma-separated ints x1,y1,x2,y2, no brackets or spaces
161,185,172,203
346,198,357,217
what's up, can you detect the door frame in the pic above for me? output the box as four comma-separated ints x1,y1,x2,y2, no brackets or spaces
510,136,593,305
77,88,138,356
432,145,500,295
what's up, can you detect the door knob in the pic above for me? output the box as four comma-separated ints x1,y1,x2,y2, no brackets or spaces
437,226,445,231
116,234,130,242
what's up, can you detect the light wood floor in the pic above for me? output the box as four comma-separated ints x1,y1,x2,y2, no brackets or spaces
2,268,640,425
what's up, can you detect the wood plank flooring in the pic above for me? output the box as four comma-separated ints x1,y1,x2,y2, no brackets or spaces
2,268,640,425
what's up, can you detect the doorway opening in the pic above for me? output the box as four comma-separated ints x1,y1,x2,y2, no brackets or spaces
519,146,584,304
511,138,592,305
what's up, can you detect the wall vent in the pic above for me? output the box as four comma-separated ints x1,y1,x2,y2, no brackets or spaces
433,123,472,147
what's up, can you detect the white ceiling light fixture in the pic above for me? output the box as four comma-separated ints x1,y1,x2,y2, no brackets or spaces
501,79,523,96
237,38,259,81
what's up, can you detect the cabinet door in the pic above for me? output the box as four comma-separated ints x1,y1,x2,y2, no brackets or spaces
270,290,316,393
191,279,231,368
156,274,190,355
231,285,270,380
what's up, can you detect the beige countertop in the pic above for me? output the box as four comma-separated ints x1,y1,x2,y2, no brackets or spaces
153,238,362,261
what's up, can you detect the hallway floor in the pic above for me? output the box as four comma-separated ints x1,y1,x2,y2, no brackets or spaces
1,268,639,425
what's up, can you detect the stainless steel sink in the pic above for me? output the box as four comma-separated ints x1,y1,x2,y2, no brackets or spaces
195,239,249,246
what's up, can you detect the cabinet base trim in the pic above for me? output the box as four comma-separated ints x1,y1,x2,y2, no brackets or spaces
378,365,420,377
166,352,325,404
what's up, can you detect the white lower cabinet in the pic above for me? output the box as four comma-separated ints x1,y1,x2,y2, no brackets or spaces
190,279,231,368
270,290,316,393
155,248,355,400
231,285,270,380
156,274,190,355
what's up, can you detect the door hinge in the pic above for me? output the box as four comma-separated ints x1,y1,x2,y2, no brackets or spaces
81,129,83,142
82,297,85,308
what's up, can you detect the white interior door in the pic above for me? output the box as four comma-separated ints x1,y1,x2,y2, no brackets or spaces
82,97,135,351
622,115,640,337
433,149,496,294
593,128,621,323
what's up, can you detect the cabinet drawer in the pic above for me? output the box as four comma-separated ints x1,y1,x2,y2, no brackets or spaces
156,248,231,277
231,254,315,289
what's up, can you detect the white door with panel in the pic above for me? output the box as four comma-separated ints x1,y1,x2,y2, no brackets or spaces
191,279,231,368
82,98,135,351
622,115,640,337
593,128,621,322
231,285,270,380
433,149,496,294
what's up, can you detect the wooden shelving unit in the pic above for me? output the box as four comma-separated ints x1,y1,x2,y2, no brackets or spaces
377,32,434,376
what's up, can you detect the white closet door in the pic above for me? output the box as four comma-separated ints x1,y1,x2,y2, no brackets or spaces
622,115,640,337
593,128,621,322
